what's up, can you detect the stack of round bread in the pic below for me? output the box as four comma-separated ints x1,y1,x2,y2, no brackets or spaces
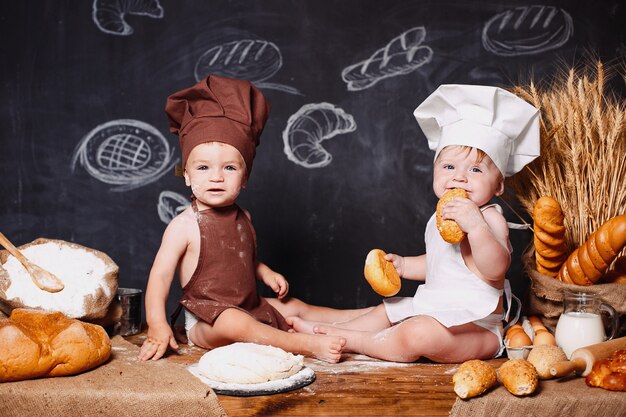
533,196,567,277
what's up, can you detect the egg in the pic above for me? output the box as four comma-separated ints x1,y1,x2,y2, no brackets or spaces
533,329,557,346
506,327,532,348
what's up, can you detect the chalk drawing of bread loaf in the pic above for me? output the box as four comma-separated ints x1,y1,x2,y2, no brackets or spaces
92,0,164,36
341,26,433,91
71,119,177,192
482,5,573,56
194,39,300,95
282,103,356,168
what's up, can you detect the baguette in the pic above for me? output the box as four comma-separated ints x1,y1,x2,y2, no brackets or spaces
0,309,111,382
558,215,626,285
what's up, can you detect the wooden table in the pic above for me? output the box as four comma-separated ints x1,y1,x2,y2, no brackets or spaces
126,332,506,417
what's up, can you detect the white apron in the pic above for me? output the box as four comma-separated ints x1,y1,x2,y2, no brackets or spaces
384,204,512,327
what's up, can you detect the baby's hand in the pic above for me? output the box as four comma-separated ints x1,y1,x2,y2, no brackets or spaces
441,197,488,235
263,271,289,299
138,323,179,361
384,253,405,277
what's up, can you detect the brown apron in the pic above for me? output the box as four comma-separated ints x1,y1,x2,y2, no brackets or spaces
171,200,289,338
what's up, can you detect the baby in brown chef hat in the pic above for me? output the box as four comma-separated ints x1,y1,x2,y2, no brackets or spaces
138,75,350,362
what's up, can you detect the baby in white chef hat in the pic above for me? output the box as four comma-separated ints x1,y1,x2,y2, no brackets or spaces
288,84,539,363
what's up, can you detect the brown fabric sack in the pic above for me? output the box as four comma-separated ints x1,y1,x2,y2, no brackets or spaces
523,248,626,335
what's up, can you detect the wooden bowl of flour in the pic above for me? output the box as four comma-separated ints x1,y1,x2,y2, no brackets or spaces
0,238,118,320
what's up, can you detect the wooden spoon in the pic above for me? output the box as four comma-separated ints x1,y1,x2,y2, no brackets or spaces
0,233,64,293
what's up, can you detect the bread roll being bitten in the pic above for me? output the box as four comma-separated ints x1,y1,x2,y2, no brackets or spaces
452,359,497,399
436,189,468,244
364,249,401,297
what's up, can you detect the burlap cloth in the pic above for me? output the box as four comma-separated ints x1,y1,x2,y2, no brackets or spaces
450,376,626,417
0,336,226,417
523,249,626,334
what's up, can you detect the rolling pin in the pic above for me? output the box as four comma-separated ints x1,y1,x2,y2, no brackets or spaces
550,336,626,378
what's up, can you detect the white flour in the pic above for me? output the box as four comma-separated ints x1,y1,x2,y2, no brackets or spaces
2,242,110,318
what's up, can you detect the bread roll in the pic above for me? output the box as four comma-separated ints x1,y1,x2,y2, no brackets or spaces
497,359,538,396
452,359,497,399
363,249,401,297
0,308,111,382
527,345,567,379
436,189,468,244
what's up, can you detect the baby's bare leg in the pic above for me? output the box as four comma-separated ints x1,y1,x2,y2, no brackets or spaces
189,308,346,363
315,316,500,363
266,297,375,323
289,304,391,334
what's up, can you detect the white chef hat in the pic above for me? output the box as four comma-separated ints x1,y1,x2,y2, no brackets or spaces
413,84,540,177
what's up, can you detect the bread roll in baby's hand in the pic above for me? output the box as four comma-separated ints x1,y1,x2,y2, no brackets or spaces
453,359,497,399
436,189,468,244
0,308,111,382
498,359,539,396
364,249,401,297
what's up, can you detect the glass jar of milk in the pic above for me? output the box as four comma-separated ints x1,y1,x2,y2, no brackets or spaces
555,289,618,358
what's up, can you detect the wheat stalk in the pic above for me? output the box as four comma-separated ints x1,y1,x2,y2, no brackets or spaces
507,60,625,250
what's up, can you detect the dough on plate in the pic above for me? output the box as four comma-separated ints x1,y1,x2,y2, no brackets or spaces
198,342,304,384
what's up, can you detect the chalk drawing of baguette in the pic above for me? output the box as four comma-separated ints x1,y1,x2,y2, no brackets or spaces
195,39,301,95
341,27,433,91
283,103,356,169
71,119,178,192
482,5,573,56
157,191,190,224
92,0,164,36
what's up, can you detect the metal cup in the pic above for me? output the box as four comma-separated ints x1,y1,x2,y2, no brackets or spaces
117,288,142,336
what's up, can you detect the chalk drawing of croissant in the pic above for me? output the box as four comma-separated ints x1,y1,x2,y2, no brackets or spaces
71,119,178,192
283,103,357,169
92,0,164,36
195,39,301,95
157,191,190,224
342,27,433,91
482,6,573,56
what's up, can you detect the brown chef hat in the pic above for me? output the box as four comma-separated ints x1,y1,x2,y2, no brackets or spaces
165,75,270,176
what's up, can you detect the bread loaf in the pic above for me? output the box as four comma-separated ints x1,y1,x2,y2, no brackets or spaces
497,359,538,396
436,189,468,244
533,196,567,277
363,249,401,297
585,349,626,391
0,308,111,382
452,359,497,399
558,215,626,285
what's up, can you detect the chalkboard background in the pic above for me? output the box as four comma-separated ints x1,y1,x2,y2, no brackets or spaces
1,1,623,320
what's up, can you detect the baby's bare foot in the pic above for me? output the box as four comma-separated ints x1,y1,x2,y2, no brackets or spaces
287,316,318,334
308,334,346,363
